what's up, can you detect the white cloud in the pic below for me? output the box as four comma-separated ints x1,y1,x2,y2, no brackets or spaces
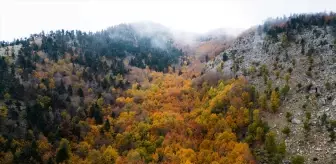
0,0,335,41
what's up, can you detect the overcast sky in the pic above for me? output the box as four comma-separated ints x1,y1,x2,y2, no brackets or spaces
0,0,335,41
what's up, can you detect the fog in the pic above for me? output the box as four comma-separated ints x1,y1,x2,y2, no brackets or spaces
1,0,336,41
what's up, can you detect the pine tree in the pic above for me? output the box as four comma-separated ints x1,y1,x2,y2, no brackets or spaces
77,88,84,97
270,90,280,113
56,138,71,163
265,132,277,154
58,80,66,94
291,155,304,164
67,85,73,96
103,119,111,132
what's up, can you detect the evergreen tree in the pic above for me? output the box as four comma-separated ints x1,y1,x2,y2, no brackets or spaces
67,85,73,96
265,132,277,154
291,155,304,164
58,80,67,94
56,138,71,163
270,90,280,113
103,119,111,132
89,103,103,124
77,88,84,97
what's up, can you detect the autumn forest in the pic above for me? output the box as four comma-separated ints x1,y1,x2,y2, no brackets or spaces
2,18,324,164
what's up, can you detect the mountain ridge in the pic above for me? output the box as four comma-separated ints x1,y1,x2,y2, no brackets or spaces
205,12,336,163
0,13,335,164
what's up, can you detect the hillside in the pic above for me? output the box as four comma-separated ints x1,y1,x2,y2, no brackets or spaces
0,22,267,164
0,14,335,164
206,13,336,163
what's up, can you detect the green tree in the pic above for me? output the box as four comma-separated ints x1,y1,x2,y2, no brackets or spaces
259,94,267,110
103,119,111,132
89,103,103,124
284,73,290,84
280,84,290,97
97,97,104,108
0,106,8,117
77,88,84,97
255,127,264,141
329,131,335,142
303,120,310,132
270,90,280,113
275,71,280,79
4,93,11,100
265,132,277,154
281,33,289,48
305,112,311,120
56,138,71,163
260,64,269,76
36,95,51,109
325,81,331,90
282,126,290,136
265,132,285,164
277,141,286,157
291,155,304,164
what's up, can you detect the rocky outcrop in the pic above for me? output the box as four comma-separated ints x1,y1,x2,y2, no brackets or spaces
206,25,336,163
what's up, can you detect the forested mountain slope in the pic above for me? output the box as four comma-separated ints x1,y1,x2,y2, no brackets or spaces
0,22,267,164
206,13,336,163
1,14,335,164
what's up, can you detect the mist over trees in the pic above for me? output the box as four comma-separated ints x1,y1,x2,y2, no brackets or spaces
262,12,336,39
2,12,336,163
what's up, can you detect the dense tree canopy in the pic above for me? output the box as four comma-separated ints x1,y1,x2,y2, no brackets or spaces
262,12,336,38
0,21,293,163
